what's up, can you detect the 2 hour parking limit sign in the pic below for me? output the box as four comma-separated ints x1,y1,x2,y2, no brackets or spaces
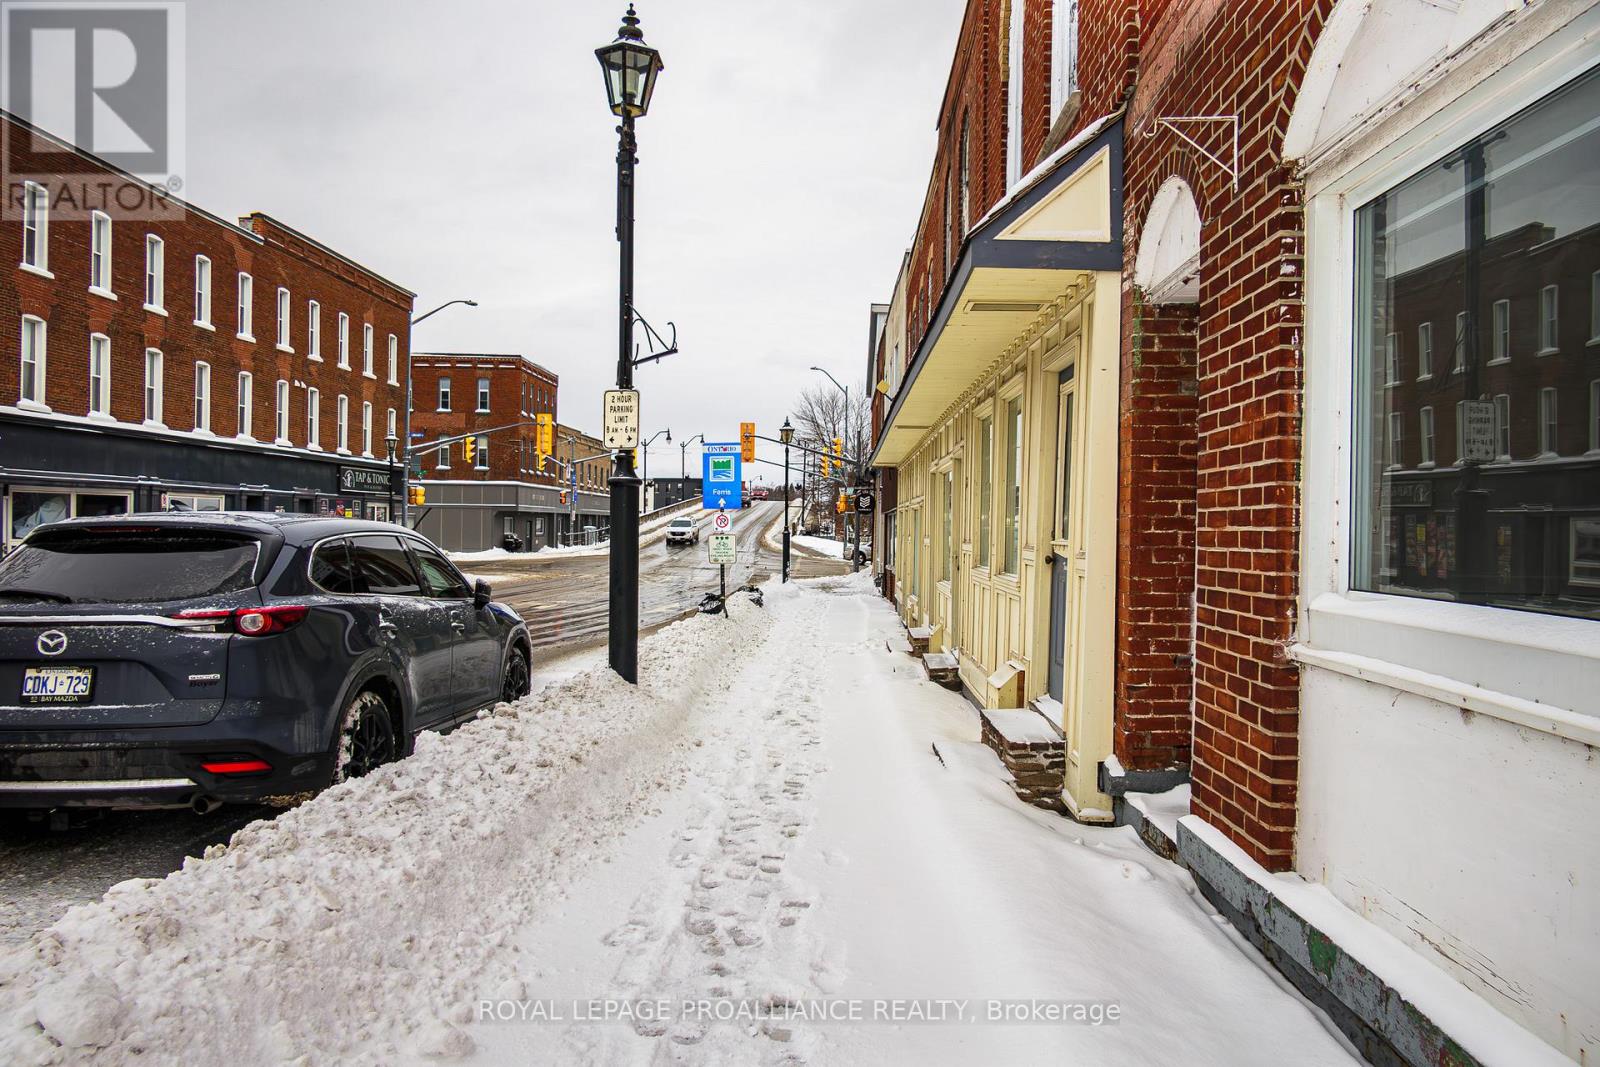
603,390,640,448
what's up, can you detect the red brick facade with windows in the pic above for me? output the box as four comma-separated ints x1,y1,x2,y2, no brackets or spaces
409,354,559,486
2,113,411,455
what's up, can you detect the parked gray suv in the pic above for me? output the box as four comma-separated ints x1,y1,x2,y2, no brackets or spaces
0,513,531,812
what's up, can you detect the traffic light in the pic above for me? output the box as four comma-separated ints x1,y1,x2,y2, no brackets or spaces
836,491,846,514
740,421,756,463
535,412,554,456
833,436,843,467
820,451,830,478
408,486,426,506
462,436,477,465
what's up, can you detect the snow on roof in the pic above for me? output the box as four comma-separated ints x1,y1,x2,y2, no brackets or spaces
971,110,1124,235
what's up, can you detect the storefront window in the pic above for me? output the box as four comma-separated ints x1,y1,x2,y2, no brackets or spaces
8,490,130,545
1003,397,1022,575
978,416,992,567
941,469,953,583
1352,70,1599,620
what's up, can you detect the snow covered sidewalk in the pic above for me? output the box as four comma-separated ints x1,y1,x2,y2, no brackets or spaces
0,577,1358,1066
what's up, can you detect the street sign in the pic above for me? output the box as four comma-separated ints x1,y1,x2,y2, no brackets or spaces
740,422,756,462
1461,399,1496,463
702,443,743,510
603,389,640,448
855,489,876,514
708,533,736,565
712,510,732,532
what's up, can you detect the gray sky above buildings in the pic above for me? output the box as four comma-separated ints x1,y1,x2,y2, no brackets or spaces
180,0,964,476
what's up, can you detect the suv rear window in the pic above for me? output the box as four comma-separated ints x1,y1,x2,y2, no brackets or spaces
0,528,260,604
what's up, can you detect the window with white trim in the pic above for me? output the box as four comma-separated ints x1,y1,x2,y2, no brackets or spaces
1003,395,1022,575
361,401,373,456
21,181,48,271
438,376,452,412
307,387,321,448
1385,332,1400,385
1538,284,1559,354
194,255,211,326
437,443,451,469
88,334,110,416
275,379,290,443
1353,69,1599,617
362,323,374,377
476,377,490,413
237,273,254,340
193,361,211,432
337,312,350,368
386,407,396,441
1416,321,1432,379
336,394,349,453
1049,0,1080,118
19,316,46,407
387,334,398,385
237,371,253,439
144,348,164,425
308,300,321,360
276,287,291,349
475,437,489,470
89,211,111,292
144,235,163,310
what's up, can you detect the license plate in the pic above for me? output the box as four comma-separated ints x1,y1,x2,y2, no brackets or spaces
20,666,96,705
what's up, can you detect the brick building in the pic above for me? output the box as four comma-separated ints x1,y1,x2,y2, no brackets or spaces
3,111,413,547
868,1,1598,1062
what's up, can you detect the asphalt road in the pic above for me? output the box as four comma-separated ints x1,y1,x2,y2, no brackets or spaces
0,502,788,946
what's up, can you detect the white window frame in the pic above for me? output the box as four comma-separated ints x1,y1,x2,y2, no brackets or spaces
1537,386,1558,458
387,334,399,385
336,394,349,454
475,436,489,470
386,407,397,441
88,333,111,418
361,401,373,457
18,315,47,410
1049,0,1080,120
307,300,322,361
1493,393,1511,461
237,371,254,441
437,443,452,470
89,211,113,297
438,376,452,412
1538,284,1559,355
1297,27,1600,745
362,323,375,378
193,255,212,328
1490,299,1509,363
144,234,164,312
1418,406,1435,467
143,348,164,426
20,180,48,275
476,376,490,413
276,287,293,351
236,272,254,341
1384,331,1400,385
1386,411,1403,469
275,379,291,445
337,312,350,369
193,361,211,433
307,387,321,450
1415,321,1432,379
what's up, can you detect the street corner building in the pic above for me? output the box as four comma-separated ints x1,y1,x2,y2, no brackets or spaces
406,353,610,552
2,110,414,539
865,1,1599,1064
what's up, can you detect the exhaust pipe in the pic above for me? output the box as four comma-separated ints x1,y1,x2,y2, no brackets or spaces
190,794,222,815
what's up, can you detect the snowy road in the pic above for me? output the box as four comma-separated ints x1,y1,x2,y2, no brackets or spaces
0,504,784,950
0,576,1358,1066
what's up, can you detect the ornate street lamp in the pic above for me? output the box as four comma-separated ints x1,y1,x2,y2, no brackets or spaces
384,432,399,521
780,417,795,583
597,4,664,684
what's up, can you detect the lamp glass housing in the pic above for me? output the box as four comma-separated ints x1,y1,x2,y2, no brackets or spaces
597,40,663,118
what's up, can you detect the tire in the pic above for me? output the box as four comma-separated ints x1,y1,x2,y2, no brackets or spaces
332,689,397,784
501,646,531,704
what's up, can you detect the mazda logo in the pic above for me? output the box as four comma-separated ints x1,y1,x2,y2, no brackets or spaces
36,631,67,657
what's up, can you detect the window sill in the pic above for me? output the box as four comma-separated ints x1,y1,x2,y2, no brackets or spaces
88,285,118,302
142,419,166,430
86,411,116,424
143,304,167,317
16,399,52,415
236,434,256,444
436,409,451,414
19,263,54,280
1415,373,1432,382
336,448,352,456
276,344,294,354
1587,337,1600,347
237,334,256,344
387,379,399,387
1485,356,1509,366
363,372,377,381
308,444,324,453
275,437,293,448
193,320,214,332
1536,347,1559,357
1299,591,1599,747
337,362,351,372
308,354,323,363
1416,461,1436,470
194,428,214,438
475,409,491,415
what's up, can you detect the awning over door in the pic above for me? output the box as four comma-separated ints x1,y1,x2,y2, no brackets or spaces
872,114,1124,468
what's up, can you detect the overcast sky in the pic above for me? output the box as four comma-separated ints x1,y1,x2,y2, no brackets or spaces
180,0,963,478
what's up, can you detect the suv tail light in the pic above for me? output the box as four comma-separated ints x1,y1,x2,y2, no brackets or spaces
172,605,310,636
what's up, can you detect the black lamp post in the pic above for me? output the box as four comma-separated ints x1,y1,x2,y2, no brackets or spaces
679,432,704,480
597,4,663,684
641,428,671,513
780,417,794,582
384,432,399,521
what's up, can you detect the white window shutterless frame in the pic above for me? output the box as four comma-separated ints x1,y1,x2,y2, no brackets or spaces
1297,13,1600,745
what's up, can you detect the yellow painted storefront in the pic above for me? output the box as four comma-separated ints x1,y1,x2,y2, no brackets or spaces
875,121,1124,820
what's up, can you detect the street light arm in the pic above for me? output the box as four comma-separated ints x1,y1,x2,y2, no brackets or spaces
411,298,479,327
809,366,848,400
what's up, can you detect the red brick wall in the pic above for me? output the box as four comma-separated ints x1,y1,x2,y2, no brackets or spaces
1118,0,1333,870
409,356,558,486
2,115,411,457
1115,292,1197,773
